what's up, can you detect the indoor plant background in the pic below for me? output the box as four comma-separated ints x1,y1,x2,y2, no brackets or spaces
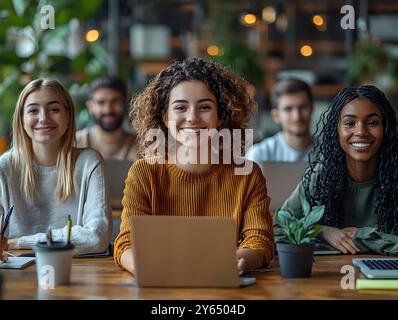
205,0,265,87
347,40,398,91
0,0,107,152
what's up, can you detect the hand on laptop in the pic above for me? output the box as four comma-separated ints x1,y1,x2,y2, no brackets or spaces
320,226,360,255
0,236,9,263
236,248,263,275
237,257,246,276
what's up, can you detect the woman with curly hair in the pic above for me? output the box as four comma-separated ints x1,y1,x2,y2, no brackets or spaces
114,57,274,274
277,85,398,254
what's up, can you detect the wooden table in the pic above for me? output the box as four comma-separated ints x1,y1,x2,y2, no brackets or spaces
2,254,398,300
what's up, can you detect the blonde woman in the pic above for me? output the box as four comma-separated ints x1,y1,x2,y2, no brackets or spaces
114,58,274,274
0,79,111,255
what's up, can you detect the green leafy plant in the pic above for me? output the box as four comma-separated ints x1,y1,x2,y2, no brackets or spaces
214,40,265,87
205,0,265,87
275,195,324,245
347,40,398,89
0,0,106,136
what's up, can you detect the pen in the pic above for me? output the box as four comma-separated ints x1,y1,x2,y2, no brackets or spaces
0,205,14,238
67,215,72,244
46,227,53,246
0,212,3,236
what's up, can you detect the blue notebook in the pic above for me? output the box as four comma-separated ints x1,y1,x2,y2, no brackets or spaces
0,256,35,269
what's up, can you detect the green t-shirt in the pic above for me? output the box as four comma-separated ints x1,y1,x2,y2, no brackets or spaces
275,169,398,254
277,169,378,228
341,176,378,228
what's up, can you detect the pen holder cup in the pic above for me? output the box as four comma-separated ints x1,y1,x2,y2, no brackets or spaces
34,241,75,288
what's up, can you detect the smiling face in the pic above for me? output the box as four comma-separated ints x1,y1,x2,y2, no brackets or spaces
87,87,125,132
338,97,383,167
163,80,219,149
23,88,70,149
271,91,313,137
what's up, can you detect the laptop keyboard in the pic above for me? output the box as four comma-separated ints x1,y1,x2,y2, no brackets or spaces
362,259,398,270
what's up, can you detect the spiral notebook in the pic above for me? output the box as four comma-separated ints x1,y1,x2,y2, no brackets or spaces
0,256,35,269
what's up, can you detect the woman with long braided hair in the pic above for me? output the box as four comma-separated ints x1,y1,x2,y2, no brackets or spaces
277,84,398,254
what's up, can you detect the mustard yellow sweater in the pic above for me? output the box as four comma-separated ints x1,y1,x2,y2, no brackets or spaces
114,159,275,269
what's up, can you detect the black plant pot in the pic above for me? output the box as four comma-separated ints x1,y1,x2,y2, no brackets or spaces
276,242,314,278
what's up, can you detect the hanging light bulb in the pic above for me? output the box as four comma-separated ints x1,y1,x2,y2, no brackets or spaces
300,45,313,57
86,29,100,42
262,6,276,24
241,13,257,26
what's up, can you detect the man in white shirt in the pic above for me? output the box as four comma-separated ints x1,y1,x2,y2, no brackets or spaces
246,78,313,163
76,77,138,161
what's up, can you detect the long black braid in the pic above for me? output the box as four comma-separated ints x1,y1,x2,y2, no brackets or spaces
303,85,398,235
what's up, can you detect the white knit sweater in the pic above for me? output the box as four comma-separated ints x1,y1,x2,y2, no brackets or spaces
0,148,112,255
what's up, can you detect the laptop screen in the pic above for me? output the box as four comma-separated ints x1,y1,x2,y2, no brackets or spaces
131,216,240,287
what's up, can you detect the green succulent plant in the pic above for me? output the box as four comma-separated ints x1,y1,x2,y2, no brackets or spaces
275,194,324,245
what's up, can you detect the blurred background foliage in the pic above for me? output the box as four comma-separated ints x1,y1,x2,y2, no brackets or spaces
347,40,398,90
2,0,398,145
0,0,107,135
206,0,265,87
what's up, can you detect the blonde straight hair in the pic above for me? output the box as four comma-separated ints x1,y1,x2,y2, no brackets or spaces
11,78,77,202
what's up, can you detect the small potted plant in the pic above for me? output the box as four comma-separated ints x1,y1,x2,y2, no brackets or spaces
274,196,324,278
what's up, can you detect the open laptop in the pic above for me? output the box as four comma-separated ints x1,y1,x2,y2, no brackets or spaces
353,258,398,279
260,162,309,212
103,159,134,242
103,159,133,208
131,216,255,288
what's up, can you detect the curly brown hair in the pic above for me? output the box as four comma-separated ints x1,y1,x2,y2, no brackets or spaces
130,57,257,157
